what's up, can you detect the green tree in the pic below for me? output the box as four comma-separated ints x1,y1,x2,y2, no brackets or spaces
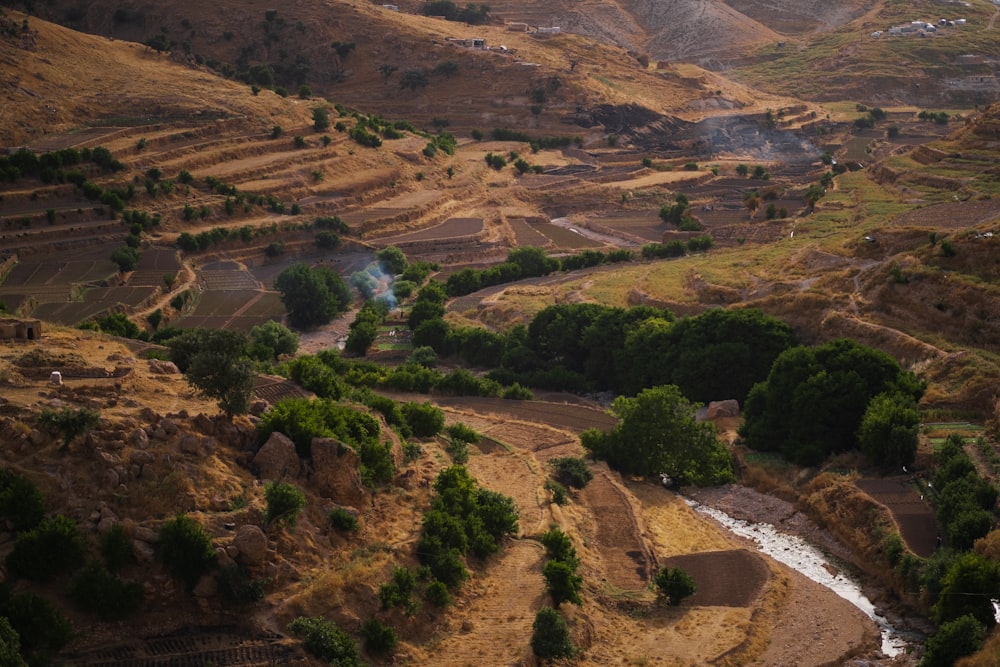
111,245,140,272
542,559,583,607
5,515,86,581
37,406,100,450
399,69,429,91
741,339,924,465
858,391,920,468
582,385,734,485
169,329,255,418
275,263,352,329
654,566,697,605
0,617,27,667
932,552,1000,627
249,320,300,361
531,607,575,660
375,246,408,275
549,457,592,489
921,614,985,667
540,527,578,567
264,481,307,528
157,514,217,590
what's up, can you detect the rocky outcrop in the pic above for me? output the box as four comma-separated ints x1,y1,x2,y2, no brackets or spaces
311,438,368,508
254,432,300,481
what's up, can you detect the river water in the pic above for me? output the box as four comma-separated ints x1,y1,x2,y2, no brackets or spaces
687,499,915,657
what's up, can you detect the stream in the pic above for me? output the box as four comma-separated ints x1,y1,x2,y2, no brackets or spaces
687,499,918,658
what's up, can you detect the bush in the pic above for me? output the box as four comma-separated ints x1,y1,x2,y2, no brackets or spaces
157,514,217,589
424,578,452,607
67,561,144,619
544,479,568,505
921,614,985,667
37,406,101,450
1,591,73,654
540,528,578,567
329,506,360,532
0,470,45,531
361,618,397,654
6,515,86,581
542,559,582,607
402,401,445,437
531,607,575,660
653,566,696,605
264,481,307,528
288,616,362,666
217,564,267,604
378,566,416,610
549,457,592,489
100,523,134,571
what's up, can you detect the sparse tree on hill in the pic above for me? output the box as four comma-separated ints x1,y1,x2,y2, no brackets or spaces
654,566,696,605
379,63,398,83
399,69,429,91
168,328,255,418
274,263,352,329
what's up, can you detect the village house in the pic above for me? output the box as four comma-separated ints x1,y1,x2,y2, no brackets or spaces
0,318,42,340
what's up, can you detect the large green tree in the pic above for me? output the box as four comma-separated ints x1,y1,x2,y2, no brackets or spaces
274,263,352,329
168,328,255,418
858,391,920,468
581,385,734,485
249,320,299,361
740,339,924,465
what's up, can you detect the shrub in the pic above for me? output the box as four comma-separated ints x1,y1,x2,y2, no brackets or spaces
447,439,469,464
402,401,445,437
424,578,452,607
540,528,578,567
264,481,307,528
362,618,397,654
288,616,362,666
542,559,582,607
378,566,416,610
37,406,101,450
217,564,267,604
100,523,134,571
6,515,86,581
654,566,696,605
329,506,360,532
67,561,144,619
921,614,985,667
2,591,73,654
531,607,575,660
0,470,45,531
544,479,568,505
157,514,217,589
549,457,592,489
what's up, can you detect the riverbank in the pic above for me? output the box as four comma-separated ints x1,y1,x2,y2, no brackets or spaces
685,483,929,665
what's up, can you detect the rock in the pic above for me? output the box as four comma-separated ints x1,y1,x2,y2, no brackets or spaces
104,469,120,487
160,418,179,436
130,449,154,466
193,413,214,434
311,438,368,508
210,496,231,512
28,429,46,445
254,432,300,481
250,400,269,416
706,399,740,419
461,620,474,633
130,427,149,449
97,517,117,533
147,359,180,374
179,435,202,455
217,547,237,570
134,525,157,543
133,539,155,562
192,573,218,597
233,525,268,565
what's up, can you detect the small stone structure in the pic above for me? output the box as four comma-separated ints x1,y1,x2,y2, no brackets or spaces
0,318,42,340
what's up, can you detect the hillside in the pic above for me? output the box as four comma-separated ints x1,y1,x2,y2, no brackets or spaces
4,3,1000,666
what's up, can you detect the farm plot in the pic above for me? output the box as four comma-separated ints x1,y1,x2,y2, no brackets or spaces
587,211,667,243
508,217,552,247
432,396,616,434
889,199,1000,229
33,286,158,325
200,264,260,290
531,222,603,249
658,549,769,607
375,217,485,244
855,477,939,557
178,289,283,331
129,247,182,286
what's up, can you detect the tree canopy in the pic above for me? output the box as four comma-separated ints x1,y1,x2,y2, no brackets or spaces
740,339,924,465
274,263,352,329
581,385,734,485
168,328,255,418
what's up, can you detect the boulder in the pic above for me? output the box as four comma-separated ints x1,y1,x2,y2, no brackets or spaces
130,427,149,449
253,432,300,481
706,399,740,419
232,524,268,566
311,438,368,508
